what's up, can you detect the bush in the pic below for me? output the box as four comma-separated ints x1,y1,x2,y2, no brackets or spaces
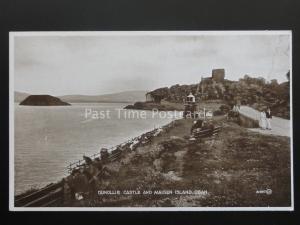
213,110,225,116
219,104,231,113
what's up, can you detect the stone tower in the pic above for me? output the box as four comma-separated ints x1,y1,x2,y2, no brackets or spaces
212,69,225,82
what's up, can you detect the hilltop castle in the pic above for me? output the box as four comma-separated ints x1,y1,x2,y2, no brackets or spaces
145,69,226,103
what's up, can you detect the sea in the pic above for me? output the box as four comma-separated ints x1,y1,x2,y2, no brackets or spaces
14,103,180,195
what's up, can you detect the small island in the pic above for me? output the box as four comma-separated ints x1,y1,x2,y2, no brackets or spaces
19,95,71,106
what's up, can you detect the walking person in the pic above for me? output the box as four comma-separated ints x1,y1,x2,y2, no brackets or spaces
265,108,272,130
236,99,241,111
259,110,266,130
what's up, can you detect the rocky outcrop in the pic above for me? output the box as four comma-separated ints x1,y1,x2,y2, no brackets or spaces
124,101,182,111
20,95,71,106
146,87,170,103
126,69,290,118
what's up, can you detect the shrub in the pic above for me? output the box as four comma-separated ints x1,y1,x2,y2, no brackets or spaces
213,110,225,116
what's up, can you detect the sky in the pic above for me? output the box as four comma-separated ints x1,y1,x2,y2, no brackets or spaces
14,32,291,96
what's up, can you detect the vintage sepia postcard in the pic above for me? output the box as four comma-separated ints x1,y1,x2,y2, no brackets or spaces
9,31,293,211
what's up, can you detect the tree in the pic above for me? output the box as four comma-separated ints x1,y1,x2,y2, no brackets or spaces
286,71,290,81
243,75,250,83
257,77,266,86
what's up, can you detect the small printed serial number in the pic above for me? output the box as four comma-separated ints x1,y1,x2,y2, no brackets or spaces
256,189,272,195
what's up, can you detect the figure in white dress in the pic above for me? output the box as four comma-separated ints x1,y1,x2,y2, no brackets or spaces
259,111,267,129
232,105,236,112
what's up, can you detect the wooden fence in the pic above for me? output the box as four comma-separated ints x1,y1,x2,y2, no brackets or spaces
15,121,222,207
66,123,172,173
15,181,64,207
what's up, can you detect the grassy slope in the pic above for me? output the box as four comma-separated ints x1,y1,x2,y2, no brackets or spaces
72,116,290,207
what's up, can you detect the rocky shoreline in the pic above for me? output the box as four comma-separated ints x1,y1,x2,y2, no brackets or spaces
124,101,184,111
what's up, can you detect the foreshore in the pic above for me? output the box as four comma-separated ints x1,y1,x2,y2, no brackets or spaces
124,101,185,111
66,119,179,173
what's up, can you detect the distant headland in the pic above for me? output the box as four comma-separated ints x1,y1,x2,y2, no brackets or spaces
19,95,71,106
125,69,290,119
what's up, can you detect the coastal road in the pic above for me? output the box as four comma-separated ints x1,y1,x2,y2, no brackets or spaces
239,106,291,137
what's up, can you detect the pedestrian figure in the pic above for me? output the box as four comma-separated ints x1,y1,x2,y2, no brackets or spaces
233,105,237,112
236,100,241,110
265,108,272,130
191,119,203,134
259,110,266,130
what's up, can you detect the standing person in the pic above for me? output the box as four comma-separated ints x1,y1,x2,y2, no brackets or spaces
236,99,241,111
259,110,266,130
233,105,237,112
265,108,272,130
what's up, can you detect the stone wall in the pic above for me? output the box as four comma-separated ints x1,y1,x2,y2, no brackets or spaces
238,114,259,128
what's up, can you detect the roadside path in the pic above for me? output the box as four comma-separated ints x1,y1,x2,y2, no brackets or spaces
239,106,290,137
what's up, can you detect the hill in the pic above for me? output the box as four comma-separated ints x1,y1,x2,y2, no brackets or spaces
20,95,71,106
59,90,147,103
15,90,147,104
15,91,30,102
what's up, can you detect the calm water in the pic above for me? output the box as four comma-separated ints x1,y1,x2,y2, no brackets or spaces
14,103,177,194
